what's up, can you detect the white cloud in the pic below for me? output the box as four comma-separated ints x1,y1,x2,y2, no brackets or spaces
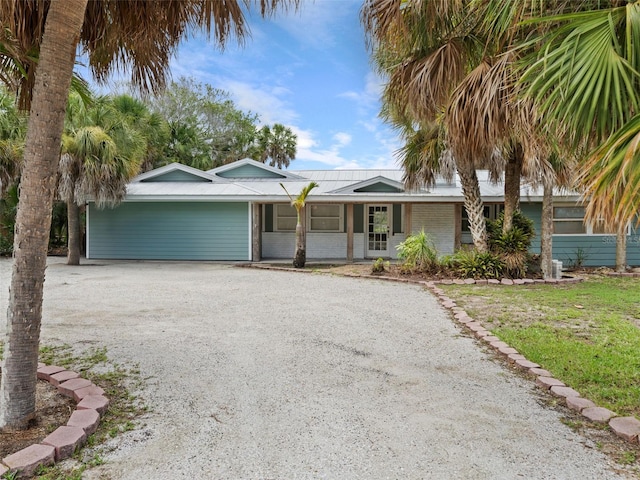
333,132,352,147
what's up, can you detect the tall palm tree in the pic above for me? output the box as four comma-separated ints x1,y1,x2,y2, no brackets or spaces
361,0,573,250
280,181,318,268
60,93,149,265
255,123,297,169
0,0,296,430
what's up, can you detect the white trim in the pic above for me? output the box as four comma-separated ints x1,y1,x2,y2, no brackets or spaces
329,176,406,194
274,204,297,232
207,158,305,179
132,162,217,183
365,204,391,258
552,204,623,236
85,202,90,259
248,202,252,261
307,204,343,233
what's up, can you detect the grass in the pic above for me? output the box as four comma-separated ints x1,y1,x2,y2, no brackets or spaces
441,276,640,417
0,344,147,480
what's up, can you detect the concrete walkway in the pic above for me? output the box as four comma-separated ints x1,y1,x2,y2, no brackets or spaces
0,258,632,479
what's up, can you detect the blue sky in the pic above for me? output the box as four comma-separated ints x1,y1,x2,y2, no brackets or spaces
164,0,401,170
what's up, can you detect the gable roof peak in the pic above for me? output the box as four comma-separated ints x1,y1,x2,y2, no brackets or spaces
208,158,305,179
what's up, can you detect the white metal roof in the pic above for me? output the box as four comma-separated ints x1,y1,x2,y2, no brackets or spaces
120,162,580,203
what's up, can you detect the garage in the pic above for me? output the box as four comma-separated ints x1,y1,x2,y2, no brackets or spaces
87,201,250,261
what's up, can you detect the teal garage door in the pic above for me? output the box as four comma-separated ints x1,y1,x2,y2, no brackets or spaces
87,202,250,260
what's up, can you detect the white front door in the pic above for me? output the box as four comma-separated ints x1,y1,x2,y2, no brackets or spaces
366,205,390,257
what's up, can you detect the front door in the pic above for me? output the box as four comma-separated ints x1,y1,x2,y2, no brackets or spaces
366,205,389,257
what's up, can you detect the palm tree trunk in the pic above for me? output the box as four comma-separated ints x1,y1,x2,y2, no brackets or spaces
67,200,81,265
616,225,627,273
293,222,305,268
503,144,523,233
540,177,554,280
0,0,89,430
457,163,488,253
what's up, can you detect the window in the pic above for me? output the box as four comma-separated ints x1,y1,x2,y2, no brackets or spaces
553,206,586,234
553,205,619,235
309,204,342,232
275,204,296,231
461,204,504,232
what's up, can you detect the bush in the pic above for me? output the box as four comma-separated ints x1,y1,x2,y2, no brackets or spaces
371,257,389,274
396,229,439,273
488,211,535,278
449,249,504,279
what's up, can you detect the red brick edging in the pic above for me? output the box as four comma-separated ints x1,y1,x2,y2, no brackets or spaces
428,282,640,446
0,365,109,478
244,264,640,445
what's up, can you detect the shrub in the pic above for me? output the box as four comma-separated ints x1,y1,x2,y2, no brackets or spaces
488,211,535,278
396,229,439,273
449,249,504,279
371,257,389,274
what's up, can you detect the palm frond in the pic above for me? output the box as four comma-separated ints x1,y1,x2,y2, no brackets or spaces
579,114,640,229
521,4,640,146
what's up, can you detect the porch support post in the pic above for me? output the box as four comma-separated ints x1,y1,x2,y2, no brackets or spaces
404,203,412,237
346,203,354,262
252,203,262,262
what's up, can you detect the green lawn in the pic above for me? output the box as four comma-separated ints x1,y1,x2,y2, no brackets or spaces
441,276,640,417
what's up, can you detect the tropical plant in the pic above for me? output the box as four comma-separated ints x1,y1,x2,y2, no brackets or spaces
521,3,640,241
447,249,505,280
254,123,297,169
487,211,535,278
371,257,389,274
0,0,296,430
280,181,318,268
60,93,152,265
0,183,18,255
396,229,439,274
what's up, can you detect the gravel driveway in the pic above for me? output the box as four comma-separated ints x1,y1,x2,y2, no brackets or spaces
0,258,632,479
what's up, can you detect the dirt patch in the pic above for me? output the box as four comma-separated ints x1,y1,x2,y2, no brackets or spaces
0,380,75,458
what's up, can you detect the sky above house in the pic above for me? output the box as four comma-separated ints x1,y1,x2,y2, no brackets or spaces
169,0,402,171
82,0,402,171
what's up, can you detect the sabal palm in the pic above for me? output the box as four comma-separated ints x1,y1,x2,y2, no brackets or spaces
0,0,296,430
521,2,640,230
256,123,297,169
60,93,149,265
361,0,571,251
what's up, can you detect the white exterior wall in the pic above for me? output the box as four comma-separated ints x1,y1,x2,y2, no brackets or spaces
263,232,367,260
411,204,456,255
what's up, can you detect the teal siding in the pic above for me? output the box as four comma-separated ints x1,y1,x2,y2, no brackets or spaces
217,164,285,179
88,202,249,260
521,203,640,267
141,170,210,182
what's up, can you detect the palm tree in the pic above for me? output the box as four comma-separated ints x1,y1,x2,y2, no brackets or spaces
0,0,296,430
255,123,297,169
521,3,640,230
280,181,318,268
361,0,573,251
60,93,148,265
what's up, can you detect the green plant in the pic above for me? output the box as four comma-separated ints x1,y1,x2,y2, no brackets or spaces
395,229,439,273
488,211,535,278
371,257,389,274
449,249,504,279
566,247,590,270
